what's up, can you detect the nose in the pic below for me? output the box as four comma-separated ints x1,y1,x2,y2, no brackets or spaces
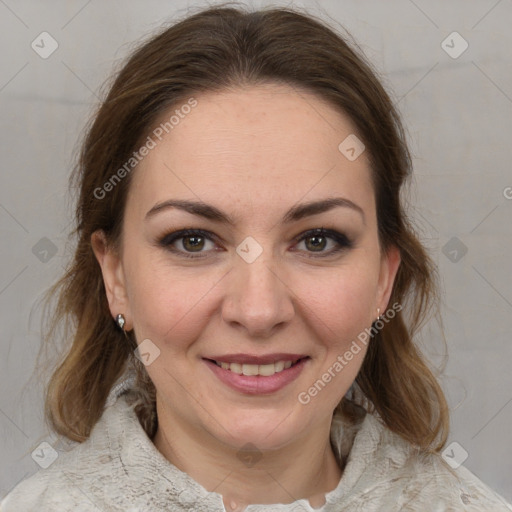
221,250,295,339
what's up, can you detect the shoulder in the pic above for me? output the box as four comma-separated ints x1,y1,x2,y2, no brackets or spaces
395,445,511,511
343,411,512,511
0,445,108,512
0,468,90,512
0,390,213,512
0,394,145,512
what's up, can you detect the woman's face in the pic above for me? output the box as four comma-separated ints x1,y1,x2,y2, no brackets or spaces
93,83,400,451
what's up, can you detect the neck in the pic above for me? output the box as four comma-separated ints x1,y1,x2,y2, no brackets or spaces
152,398,343,509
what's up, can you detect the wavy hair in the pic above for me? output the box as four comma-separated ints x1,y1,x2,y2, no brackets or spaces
38,2,449,451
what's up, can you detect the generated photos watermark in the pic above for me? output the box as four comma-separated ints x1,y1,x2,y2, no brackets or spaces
93,97,198,200
297,301,403,405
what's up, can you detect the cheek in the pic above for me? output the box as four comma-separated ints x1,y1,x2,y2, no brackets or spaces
291,264,377,408
291,261,380,348
131,280,214,351
123,247,219,351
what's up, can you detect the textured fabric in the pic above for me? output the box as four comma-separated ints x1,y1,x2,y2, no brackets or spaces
2,373,511,512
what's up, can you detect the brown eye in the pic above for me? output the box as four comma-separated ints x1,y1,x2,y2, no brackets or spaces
159,229,217,258
304,234,328,252
181,234,206,252
159,227,353,260
295,228,353,257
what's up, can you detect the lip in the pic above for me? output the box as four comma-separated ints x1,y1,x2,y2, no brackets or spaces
203,353,308,365
203,357,309,395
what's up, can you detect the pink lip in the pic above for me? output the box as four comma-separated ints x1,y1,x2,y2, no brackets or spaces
203,357,309,395
204,353,307,365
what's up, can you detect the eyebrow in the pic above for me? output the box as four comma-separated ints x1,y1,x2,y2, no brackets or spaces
145,197,365,225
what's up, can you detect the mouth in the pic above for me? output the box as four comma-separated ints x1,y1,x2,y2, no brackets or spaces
202,355,310,395
204,357,309,376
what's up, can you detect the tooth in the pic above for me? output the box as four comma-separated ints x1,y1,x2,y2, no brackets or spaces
215,359,301,375
230,363,243,374
259,363,276,376
274,361,285,372
242,364,259,376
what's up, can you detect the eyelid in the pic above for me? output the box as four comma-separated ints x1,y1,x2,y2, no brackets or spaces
158,227,353,259
291,228,353,257
158,228,219,255
292,227,351,245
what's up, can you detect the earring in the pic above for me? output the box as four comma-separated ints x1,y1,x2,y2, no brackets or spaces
116,313,126,330
376,308,381,322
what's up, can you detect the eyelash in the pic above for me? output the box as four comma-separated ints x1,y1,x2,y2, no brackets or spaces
158,227,353,259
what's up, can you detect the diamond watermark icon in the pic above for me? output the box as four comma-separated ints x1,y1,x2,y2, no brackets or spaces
441,32,468,59
236,236,263,264
442,441,468,469
236,442,263,468
134,338,161,366
31,32,59,59
442,236,468,263
338,134,365,161
31,441,58,469
32,237,58,263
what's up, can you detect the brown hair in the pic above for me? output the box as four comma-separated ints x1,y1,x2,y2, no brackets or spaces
39,2,449,451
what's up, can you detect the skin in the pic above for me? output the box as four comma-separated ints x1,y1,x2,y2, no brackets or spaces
92,83,401,510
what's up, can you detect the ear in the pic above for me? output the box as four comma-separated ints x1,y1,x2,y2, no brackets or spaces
91,230,132,330
376,244,401,314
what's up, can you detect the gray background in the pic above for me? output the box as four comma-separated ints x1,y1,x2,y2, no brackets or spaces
1,0,511,503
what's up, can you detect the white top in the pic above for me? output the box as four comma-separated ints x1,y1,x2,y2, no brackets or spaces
2,373,511,511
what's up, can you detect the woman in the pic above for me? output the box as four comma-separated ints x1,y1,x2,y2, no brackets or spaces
2,3,510,511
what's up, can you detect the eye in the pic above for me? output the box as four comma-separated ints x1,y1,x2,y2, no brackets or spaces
158,227,353,259
158,229,217,258
293,227,353,257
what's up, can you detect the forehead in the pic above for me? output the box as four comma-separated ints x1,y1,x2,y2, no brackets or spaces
127,83,374,223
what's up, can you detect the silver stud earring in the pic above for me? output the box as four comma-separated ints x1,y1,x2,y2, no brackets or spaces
116,314,126,330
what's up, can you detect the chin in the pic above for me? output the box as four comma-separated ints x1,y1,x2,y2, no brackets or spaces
212,407,306,450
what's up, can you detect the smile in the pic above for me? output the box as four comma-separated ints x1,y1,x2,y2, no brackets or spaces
212,358,303,376
203,357,310,395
